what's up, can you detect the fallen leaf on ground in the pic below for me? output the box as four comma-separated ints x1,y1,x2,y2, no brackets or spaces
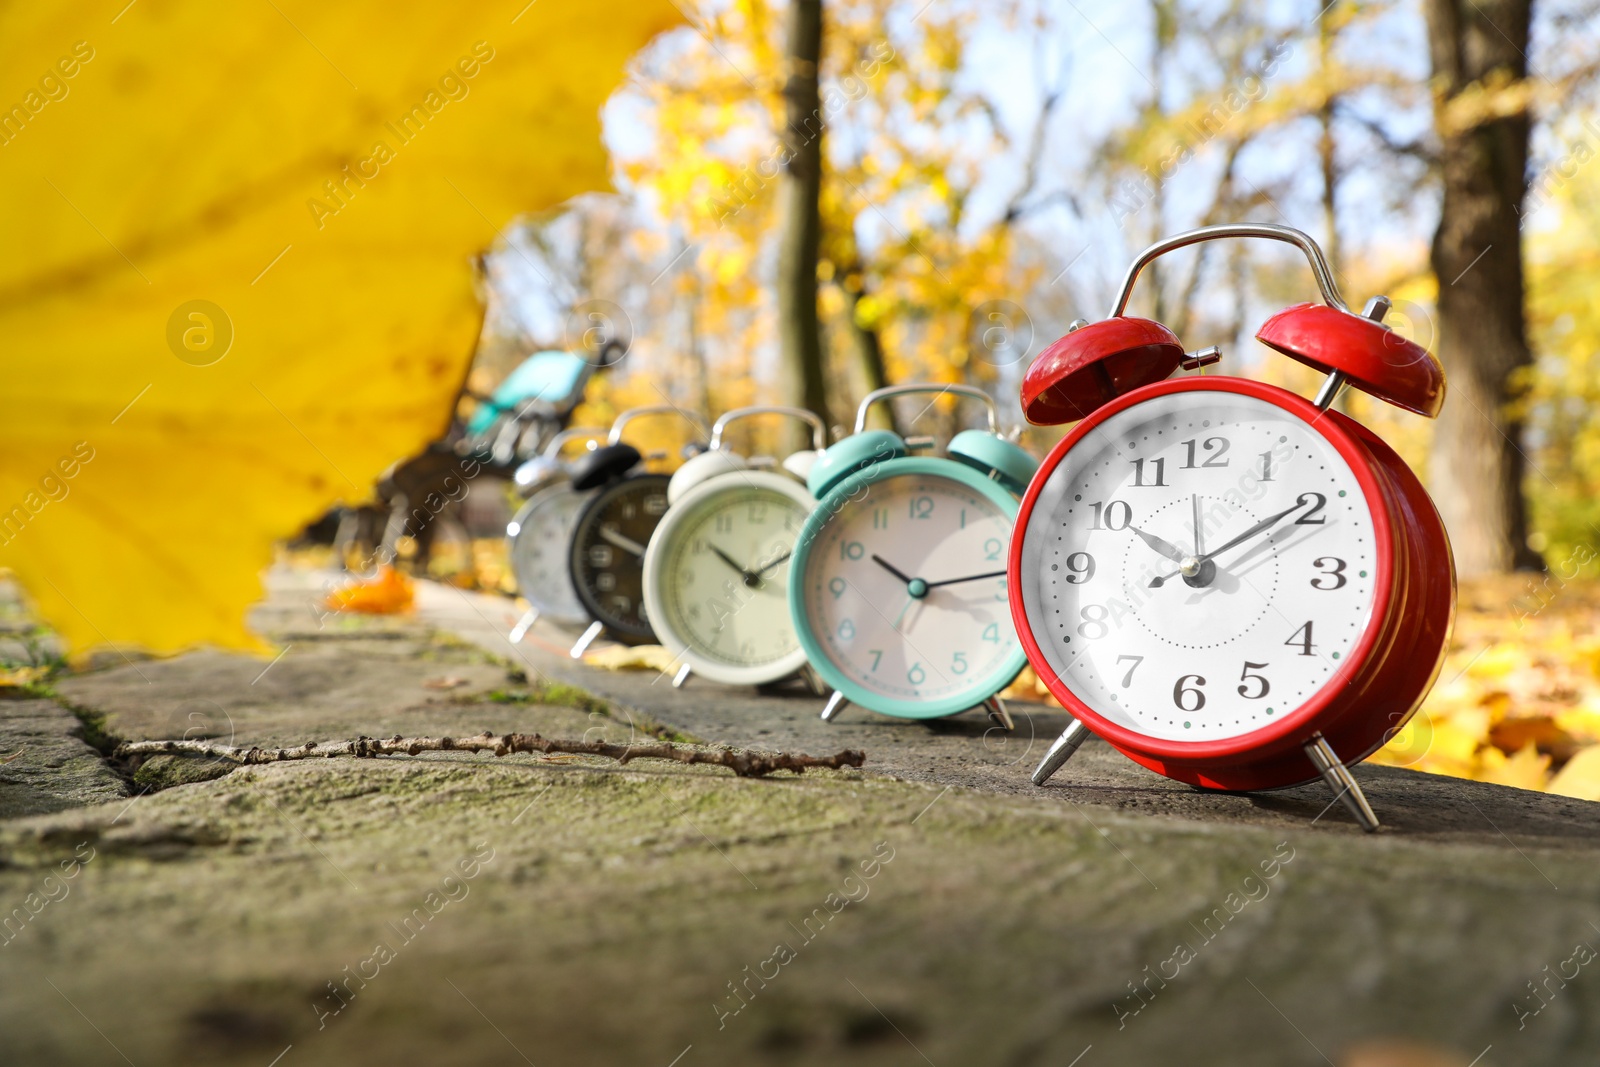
1338,1037,1473,1067
0,665,48,688
584,644,679,673
324,567,415,615
422,675,469,690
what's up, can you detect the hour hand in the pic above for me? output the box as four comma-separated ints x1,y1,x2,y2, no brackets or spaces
709,544,750,575
1126,524,1188,564
710,544,761,587
870,554,916,586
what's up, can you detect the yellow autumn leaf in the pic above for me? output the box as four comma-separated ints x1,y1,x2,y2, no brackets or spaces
1556,704,1600,745
1465,642,1522,680
0,0,682,655
0,665,50,688
323,566,414,616
1549,745,1600,802
584,644,680,673
1478,742,1551,792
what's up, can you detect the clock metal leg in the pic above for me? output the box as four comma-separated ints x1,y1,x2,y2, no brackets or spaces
983,695,1015,731
508,608,539,644
800,664,828,696
1304,733,1380,832
1030,717,1091,786
569,621,604,659
821,691,849,723
672,663,692,688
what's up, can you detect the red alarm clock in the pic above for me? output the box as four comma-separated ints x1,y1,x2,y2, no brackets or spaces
1008,224,1454,831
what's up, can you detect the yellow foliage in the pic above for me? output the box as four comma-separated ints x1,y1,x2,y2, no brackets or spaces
1479,742,1552,792
0,1,682,655
1466,642,1522,680
1436,69,1538,136
1549,745,1600,802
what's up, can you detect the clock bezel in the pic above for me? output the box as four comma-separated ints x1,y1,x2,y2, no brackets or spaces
1010,376,1412,777
508,482,593,627
790,456,1028,719
642,469,817,686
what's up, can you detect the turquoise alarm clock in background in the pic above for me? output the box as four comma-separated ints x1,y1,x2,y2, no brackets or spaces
788,384,1038,727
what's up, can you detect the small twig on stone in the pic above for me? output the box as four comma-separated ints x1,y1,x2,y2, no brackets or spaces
113,732,865,778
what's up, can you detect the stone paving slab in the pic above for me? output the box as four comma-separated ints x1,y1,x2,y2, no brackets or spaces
391,573,1600,849
1,569,1599,1067
0,699,126,819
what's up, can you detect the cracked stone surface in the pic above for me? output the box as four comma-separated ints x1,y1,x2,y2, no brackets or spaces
0,699,126,819
0,568,1597,1067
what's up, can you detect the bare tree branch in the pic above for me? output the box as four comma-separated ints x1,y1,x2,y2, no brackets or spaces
1000,31,1074,227
1334,103,1440,166
115,733,867,778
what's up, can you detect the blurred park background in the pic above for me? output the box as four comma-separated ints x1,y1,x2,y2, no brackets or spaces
4,0,1600,794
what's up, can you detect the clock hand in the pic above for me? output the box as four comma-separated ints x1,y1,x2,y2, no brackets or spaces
1147,501,1302,587
709,543,762,588
709,544,752,575
755,549,791,576
871,554,916,587
600,526,648,557
1200,501,1305,560
1125,524,1188,565
892,595,925,634
1192,494,1204,556
924,570,1007,589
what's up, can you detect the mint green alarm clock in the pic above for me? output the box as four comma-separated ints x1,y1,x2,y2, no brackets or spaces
788,384,1037,727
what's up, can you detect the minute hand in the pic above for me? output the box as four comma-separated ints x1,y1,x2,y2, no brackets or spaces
1198,502,1304,561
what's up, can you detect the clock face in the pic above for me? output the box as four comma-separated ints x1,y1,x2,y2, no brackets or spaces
797,465,1022,711
569,474,671,641
508,485,589,625
1016,389,1379,742
652,476,811,675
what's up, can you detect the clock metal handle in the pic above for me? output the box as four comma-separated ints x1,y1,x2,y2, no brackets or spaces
1108,223,1349,317
607,405,710,446
708,406,826,453
854,383,1000,436
540,426,608,459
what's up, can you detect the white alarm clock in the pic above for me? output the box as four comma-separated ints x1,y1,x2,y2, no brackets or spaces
641,406,825,689
506,427,607,641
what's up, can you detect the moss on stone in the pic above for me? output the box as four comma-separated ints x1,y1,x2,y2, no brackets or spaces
132,754,237,790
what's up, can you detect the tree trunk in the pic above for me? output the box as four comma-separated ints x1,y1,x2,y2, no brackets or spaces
841,274,894,431
776,0,830,445
1423,0,1543,575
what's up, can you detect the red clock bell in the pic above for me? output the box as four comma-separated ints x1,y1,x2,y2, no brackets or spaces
1007,223,1453,831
